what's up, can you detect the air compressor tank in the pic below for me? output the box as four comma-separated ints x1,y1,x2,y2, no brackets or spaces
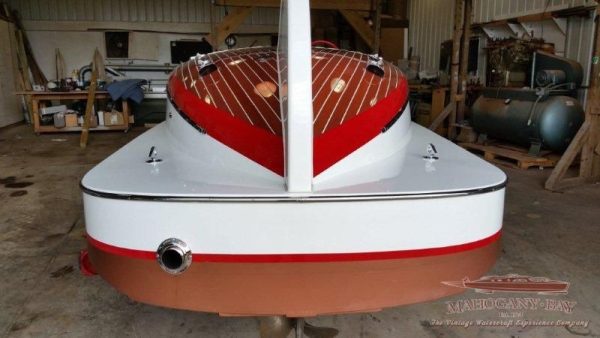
471,92,584,152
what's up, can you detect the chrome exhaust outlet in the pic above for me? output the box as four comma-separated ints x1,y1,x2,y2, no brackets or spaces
156,238,192,275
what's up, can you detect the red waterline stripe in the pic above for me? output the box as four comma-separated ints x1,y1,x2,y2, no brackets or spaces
87,231,501,264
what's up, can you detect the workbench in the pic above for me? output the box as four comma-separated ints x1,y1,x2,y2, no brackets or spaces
15,91,131,134
409,84,448,135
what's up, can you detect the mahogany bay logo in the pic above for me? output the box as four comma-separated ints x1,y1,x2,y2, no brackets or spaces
441,274,574,315
444,296,576,315
427,274,591,330
441,274,570,295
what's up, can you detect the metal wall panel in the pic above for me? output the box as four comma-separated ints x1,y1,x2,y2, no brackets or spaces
408,0,596,83
565,13,596,85
5,0,279,25
473,0,594,23
408,0,455,71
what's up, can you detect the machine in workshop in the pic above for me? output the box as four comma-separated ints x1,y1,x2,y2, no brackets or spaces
485,38,555,88
472,51,585,155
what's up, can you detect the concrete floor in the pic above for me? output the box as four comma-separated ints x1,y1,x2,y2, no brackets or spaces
0,123,598,338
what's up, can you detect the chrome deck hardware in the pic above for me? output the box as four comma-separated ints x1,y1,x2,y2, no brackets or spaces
146,146,163,164
423,143,439,161
196,53,217,76
366,54,385,77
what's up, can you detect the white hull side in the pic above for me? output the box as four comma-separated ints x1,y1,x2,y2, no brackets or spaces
83,187,503,254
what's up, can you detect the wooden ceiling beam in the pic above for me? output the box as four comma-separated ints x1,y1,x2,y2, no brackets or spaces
339,9,375,49
207,6,254,48
214,0,372,11
472,5,596,29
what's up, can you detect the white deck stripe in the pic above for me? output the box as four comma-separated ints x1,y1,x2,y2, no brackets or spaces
195,63,217,108
355,72,376,116
339,58,369,125
185,62,202,99
316,51,358,129
366,64,387,116
312,51,350,104
206,54,256,126
384,63,393,98
179,64,188,90
202,57,235,117
225,50,277,78
321,55,363,131
221,51,281,105
178,49,403,133
311,50,345,88
310,49,330,75
212,53,276,133
234,53,279,85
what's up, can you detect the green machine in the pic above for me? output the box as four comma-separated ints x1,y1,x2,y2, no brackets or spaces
472,51,585,154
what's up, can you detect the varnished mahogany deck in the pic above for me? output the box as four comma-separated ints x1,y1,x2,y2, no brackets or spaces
168,46,408,175
172,47,402,136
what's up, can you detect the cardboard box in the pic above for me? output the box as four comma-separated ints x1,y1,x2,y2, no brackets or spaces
103,111,124,126
78,113,98,128
65,114,78,127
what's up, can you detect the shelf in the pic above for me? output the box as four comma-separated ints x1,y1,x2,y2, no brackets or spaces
35,124,129,133
15,91,132,134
